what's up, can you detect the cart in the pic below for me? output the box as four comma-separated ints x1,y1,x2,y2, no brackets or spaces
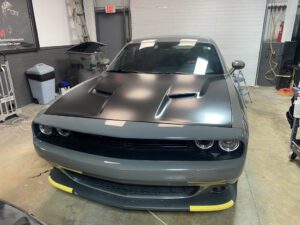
0,52,21,122
289,87,300,160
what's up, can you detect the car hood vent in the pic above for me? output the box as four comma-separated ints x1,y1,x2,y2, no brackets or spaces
168,92,198,99
92,89,112,97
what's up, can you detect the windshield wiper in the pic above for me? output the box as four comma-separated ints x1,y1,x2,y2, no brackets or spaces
106,69,141,73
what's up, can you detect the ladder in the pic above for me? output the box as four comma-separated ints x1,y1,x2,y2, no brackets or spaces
232,69,252,107
0,53,21,122
66,0,90,44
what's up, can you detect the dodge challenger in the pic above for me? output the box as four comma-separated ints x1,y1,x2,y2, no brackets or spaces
32,36,248,212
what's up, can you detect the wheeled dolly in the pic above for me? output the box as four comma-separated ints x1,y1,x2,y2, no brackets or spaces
0,52,21,122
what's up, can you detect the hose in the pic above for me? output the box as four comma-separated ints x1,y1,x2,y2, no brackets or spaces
0,52,6,61
264,2,285,81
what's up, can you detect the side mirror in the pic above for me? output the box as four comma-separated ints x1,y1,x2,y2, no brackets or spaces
232,60,245,70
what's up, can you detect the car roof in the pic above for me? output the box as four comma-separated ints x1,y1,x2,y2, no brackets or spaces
130,36,214,44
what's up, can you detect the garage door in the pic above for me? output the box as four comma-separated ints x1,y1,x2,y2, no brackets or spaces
130,0,266,86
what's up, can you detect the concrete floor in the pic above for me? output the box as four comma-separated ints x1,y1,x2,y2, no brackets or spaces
1,87,300,225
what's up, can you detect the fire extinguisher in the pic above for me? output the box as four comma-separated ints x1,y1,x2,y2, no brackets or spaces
0,28,5,38
277,21,284,43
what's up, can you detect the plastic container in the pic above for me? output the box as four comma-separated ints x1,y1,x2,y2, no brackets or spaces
26,63,55,104
66,42,109,82
66,42,108,69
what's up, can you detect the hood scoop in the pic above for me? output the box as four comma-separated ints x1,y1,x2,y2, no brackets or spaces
168,92,199,99
93,73,132,97
156,89,200,119
168,75,223,98
155,75,226,119
92,88,113,97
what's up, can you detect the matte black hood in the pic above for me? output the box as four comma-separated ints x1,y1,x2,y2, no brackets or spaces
46,72,232,126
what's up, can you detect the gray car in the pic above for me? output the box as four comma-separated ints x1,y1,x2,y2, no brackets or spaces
32,36,248,212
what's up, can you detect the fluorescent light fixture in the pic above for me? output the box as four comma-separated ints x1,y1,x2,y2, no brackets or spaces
105,120,126,127
158,124,184,128
203,113,224,124
194,57,208,75
139,39,156,49
178,39,197,47
139,74,157,81
175,75,196,83
104,161,120,165
106,109,136,120
125,88,153,100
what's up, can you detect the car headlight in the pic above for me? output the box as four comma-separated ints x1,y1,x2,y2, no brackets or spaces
57,128,71,137
218,139,240,152
195,140,214,150
38,124,53,136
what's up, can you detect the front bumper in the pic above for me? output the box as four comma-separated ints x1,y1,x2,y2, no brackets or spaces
34,138,244,211
49,167,237,211
34,137,245,186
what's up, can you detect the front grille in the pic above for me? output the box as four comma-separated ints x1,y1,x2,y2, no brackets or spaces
33,124,243,161
63,170,199,198
75,133,193,151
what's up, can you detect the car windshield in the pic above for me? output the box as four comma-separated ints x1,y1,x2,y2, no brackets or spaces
108,40,224,75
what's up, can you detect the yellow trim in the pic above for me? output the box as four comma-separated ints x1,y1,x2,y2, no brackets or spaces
48,176,73,194
56,165,82,174
189,200,234,212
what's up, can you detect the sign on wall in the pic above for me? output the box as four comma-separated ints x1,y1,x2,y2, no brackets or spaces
0,0,39,53
105,5,116,14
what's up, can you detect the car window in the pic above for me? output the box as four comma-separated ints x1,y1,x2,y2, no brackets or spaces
109,41,224,75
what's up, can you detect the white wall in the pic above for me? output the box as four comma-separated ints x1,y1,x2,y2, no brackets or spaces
131,0,267,86
32,0,72,47
282,0,299,42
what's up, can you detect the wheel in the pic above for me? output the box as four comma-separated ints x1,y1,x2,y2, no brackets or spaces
289,151,297,161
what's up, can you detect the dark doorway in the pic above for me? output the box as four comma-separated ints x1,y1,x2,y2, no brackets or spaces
96,10,130,60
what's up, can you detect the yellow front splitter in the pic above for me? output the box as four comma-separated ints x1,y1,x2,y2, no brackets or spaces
48,168,236,212
48,176,73,194
189,200,234,212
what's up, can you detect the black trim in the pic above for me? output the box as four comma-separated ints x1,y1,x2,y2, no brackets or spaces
26,71,55,81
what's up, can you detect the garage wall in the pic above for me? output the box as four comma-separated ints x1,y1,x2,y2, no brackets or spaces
7,1,73,107
131,0,267,86
8,1,99,107
7,47,71,107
